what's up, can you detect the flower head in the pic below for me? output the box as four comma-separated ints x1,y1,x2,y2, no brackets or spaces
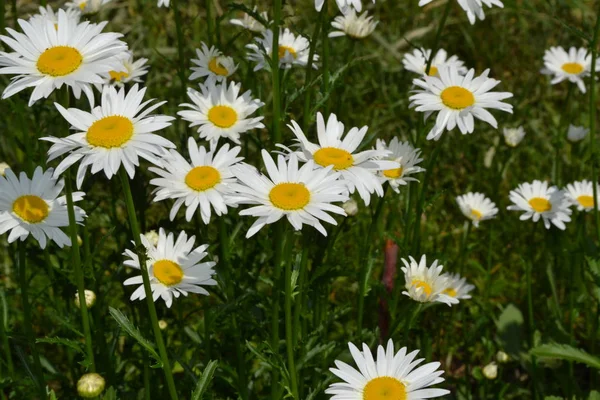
564,180,599,212
419,0,504,25
456,192,498,227
401,255,458,306
503,126,526,147
190,43,238,85
230,7,268,32
507,180,572,230
247,29,318,71
441,273,475,300
329,10,378,39
403,48,467,77
542,47,600,93
375,138,425,192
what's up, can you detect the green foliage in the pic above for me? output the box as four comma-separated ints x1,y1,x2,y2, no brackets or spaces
108,307,163,367
191,360,219,400
531,343,600,370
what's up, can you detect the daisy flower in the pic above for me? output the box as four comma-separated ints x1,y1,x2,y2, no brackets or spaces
102,52,149,87
375,137,425,193
507,180,572,230
66,0,111,14
316,0,374,13
567,124,589,142
419,0,504,25
178,81,264,144
441,273,475,300
401,255,458,306
329,10,378,39
564,180,599,212
230,7,268,33
229,150,349,238
0,167,85,249
0,10,126,106
326,339,450,400
456,192,498,227
42,84,175,188
503,126,525,147
123,228,217,308
246,28,318,71
409,66,513,141
189,43,237,85
157,0,170,7
402,48,467,77
149,137,243,223
542,47,600,94
29,5,81,26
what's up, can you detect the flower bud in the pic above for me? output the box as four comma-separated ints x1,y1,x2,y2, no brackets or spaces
144,230,159,246
158,320,168,330
342,199,358,217
496,350,509,363
567,125,589,142
503,126,526,147
77,235,83,247
77,373,105,398
482,362,498,380
0,162,9,176
74,290,96,309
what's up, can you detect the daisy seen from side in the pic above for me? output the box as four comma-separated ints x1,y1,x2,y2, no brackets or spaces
230,7,268,33
456,192,498,227
402,48,467,77
442,273,475,300
189,42,237,85
401,255,458,306
503,126,525,147
564,180,599,212
329,10,378,39
419,0,504,25
246,28,318,71
375,137,425,193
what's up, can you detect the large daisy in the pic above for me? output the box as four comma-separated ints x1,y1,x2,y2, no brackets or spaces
0,167,86,249
564,180,599,212
149,138,243,223
42,84,175,188
228,150,349,238
0,10,126,106
401,255,458,306
403,48,467,77
246,28,318,71
178,81,264,144
507,180,572,230
286,112,398,205
189,42,237,85
542,47,600,94
419,0,504,25
326,339,450,399
375,137,425,193
456,192,498,227
123,228,217,308
409,66,513,141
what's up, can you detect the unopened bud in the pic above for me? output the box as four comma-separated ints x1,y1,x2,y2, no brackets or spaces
342,199,358,217
144,230,159,246
74,290,96,309
496,350,509,363
77,235,83,247
482,362,498,380
77,373,105,398
0,162,9,176
158,320,168,330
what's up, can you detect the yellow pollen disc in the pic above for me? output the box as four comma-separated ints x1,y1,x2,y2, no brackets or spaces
79,1,87,10
529,197,552,213
561,62,584,75
440,86,475,110
470,209,483,220
411,279,433,297
153,260,184,286
86,116,134,148
363,377,407,400
109,70,129,82
278,45,297,59
53,23,59,30
185,166,221,191
13,195,49,224
443,288,458,297
427,66,438,76
577,195,594,208
37,46,83,77
208,105,238,128
383,167,404,179
269,183,310,211
208,58,229,76
313,147,354,170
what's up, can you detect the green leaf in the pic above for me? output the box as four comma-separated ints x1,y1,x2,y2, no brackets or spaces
544,397,563,400
108,307,162,367
531,343,600,370
36,337,84,354
589,391,600,400
496,303,524,357
191,360,218,400
102,387,118,400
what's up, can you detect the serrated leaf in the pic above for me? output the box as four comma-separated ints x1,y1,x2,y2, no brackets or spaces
531,343,600,370
108,307,162,367
36,337,84,354
191,360,218,400
102,387,118,400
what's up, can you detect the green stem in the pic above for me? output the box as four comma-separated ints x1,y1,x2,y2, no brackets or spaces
526,225,538,400
284,235,299,399
553,84,572,185
171,0,187,95
0,289,14,378
65,170,96,371
143,351,151,400
412,145,441,254
302,19,322,131
205,0,213,46
271,0,283,144
321,2,330,114
590,3,600,244
119,169,179,400
457,222,471,275
424,0,452,75
293,239,310,348
270,222,285,400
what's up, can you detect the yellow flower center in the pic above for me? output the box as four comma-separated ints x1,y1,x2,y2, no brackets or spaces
561,62,584,75
278,45,297,59
313,147,354,170
79,1,87,10
470,209,482,220
440,86,475,110
269,183,310,211
208,105,238,128
363,377,407,400
383,167,403,179
427,66,438,76
109,70,129,82
13,195,49,223
185,166,221,191
577,195,594,208
443,288,458,297
86,116,134,148
208,57,229,76
529,197,552,213
411,279,432,297
37,46,83,77
153,260,184,286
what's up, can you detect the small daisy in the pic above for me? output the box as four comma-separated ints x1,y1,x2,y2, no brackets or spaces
189,43,237,85
286,112,399,205
442,273,475,300
0,167,86,249
419,0,504,25
66,0,111,14
229,150,349,238
329,10,378,39
409,66,513,141
456,192,498,227
178,81,264,144
402,48,467,77
401,255,458,306
102,52,149,87
149,138,243,223
564,180,599,212
507,180,572,230
157,0,170,7
317,0,374,13
0,11,126,106
326,339,450,400
123,228,217,308
230,7,268,33
29,5,81,26
42,84,175,188
542,47,600,94
503,126,525,147
567,124,589,142
375,137,425,193
246,28,318,71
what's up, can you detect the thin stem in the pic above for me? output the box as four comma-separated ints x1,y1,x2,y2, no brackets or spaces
412,145,441,254
205,0,213,46
321,2,330,114
457,222,471,275
0,291,13,378
424,0,452,75
553,84,572,185
293,238,310,347
171,0,187,95
271,0,283,144
526,225,538,400
119,169,179,400
270,222,285,400
590,3,600,243
302,19,322,131
284,234,299,399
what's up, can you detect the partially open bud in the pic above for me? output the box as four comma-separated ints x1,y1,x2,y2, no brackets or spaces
77,235,83,247
342,199,358,217
482,362,498,380
496,350,509,363
77,373,105,398
0,162,9,176
158,320,168,330
144,230,159,246
74,290,96,309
